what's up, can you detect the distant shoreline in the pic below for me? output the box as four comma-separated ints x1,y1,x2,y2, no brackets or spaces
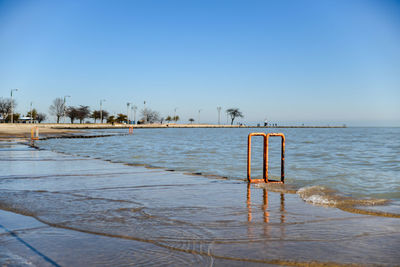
48,123,347,129
0,123,347,140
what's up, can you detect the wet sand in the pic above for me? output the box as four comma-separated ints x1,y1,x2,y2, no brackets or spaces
1,142,399,266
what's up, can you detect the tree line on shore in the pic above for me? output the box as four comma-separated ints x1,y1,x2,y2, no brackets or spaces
0,96,244,125
0,97,46,123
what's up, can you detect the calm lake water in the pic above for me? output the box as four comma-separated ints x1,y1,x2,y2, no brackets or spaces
1,128,400,265
38,127,400,205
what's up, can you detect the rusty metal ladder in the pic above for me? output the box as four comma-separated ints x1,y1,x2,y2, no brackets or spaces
31,126,39,140
247,133,285,183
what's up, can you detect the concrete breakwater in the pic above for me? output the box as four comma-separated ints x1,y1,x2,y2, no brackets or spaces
49,123,347,129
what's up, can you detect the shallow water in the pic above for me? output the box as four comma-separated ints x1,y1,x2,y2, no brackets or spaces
38,127,400,209
1,143,399,266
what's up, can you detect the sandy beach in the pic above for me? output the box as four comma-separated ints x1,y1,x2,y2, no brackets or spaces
0,124,79,140
0,123,245,140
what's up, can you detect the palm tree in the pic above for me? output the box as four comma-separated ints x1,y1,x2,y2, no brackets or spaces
189,118,195,124
226,108,244,125
36,113,46,123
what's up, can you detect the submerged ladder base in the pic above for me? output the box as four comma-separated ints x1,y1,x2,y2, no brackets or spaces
248,179,283,184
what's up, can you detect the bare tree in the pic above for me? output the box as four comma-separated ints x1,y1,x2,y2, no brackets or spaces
141,108,160,124
226,108,244,125
66,106,79,123
49,98,65,123
77,105,90,123
36,113,47,123
0,98,16,122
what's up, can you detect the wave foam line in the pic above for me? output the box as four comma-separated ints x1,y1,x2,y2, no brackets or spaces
297,186,400,218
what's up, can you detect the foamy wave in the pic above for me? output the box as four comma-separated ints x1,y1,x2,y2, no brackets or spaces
301,194,337,206
296,185,390,208
297,186,338,206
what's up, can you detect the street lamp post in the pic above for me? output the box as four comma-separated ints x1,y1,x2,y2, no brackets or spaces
100,99,106,123
126,103,131,124
10,89,18,123
130,106,135,124
133,105,137,124
143,101,147,123
217,107,221,125
174,107,178,118
30,102,33,124
63,95,70,123
198,109,202,124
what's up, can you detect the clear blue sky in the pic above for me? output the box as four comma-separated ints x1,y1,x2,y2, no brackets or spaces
1,0,399,125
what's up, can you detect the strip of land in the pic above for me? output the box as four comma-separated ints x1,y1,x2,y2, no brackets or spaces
0,123,346,140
